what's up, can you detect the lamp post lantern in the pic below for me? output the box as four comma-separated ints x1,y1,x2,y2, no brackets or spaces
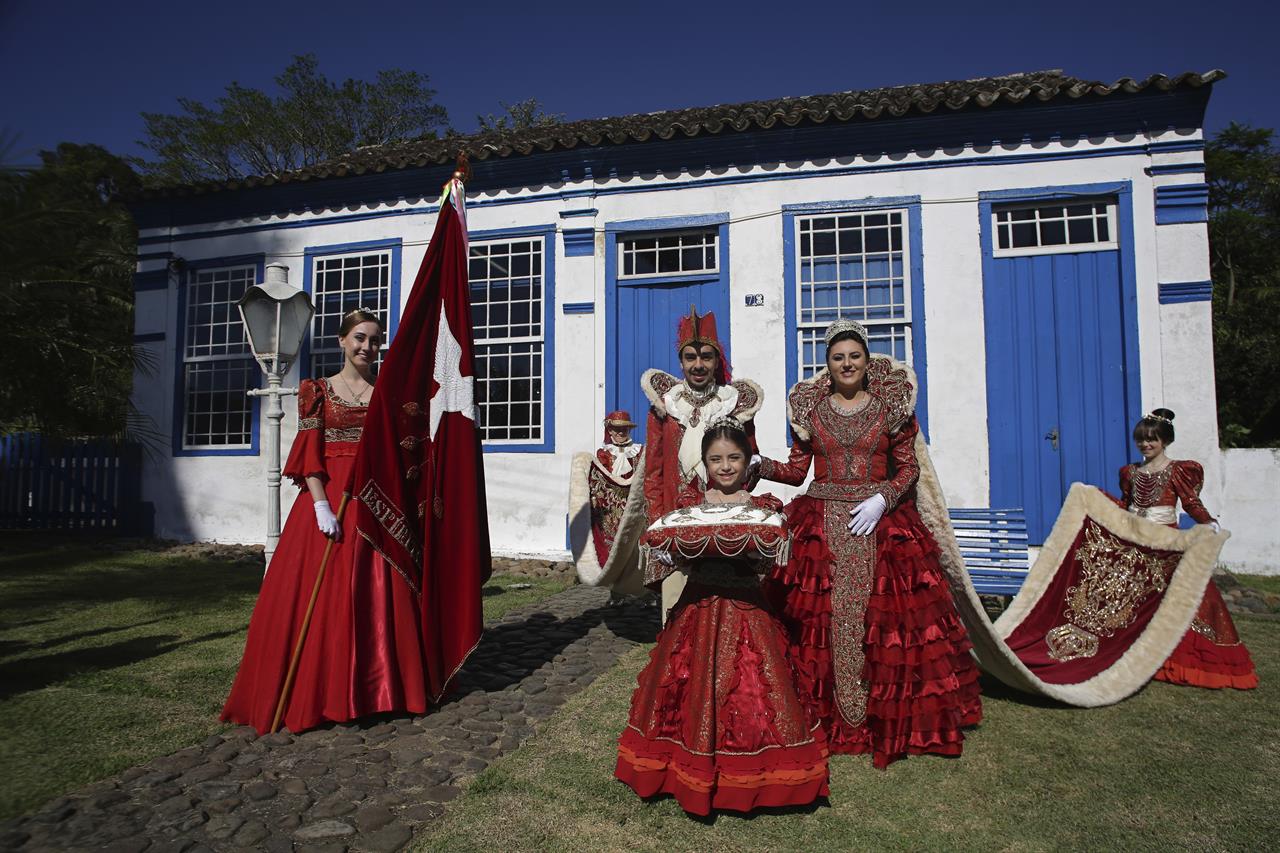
238,263,314,568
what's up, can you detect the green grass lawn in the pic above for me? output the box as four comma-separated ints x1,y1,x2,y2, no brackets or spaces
1236,573,1280,597
416,617,1280,853
0,534,570,820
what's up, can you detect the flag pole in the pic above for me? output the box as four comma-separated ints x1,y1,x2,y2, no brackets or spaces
269,491,351,734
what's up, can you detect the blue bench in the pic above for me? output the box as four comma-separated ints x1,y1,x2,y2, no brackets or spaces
948,508,1030,596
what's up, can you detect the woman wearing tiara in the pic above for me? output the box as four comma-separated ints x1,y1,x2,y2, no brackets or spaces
1118,409,1257,689
223,308,438,734
615,419,829,816
757,319,982,768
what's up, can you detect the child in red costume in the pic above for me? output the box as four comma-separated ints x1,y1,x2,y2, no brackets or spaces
616,420,828,816
1119,409,1257,689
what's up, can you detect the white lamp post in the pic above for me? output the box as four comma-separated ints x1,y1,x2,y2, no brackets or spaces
238,263,314,568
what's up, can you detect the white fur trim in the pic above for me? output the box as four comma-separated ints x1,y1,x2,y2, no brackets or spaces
568,451,649,596
912,440,1228,707
641,369,678,418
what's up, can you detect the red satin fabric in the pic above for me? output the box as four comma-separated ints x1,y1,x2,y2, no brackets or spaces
221,391,433,735
346,196,489,705
1154,584,1258,689
616,579,829,815
767,496,982,769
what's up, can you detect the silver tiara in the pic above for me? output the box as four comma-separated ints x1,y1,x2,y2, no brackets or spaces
824,318,869,346
705,415,747,435
1143,411,1173,425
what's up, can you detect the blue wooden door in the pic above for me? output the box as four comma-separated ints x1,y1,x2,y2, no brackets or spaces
610,279,729,443
985,250,1132,543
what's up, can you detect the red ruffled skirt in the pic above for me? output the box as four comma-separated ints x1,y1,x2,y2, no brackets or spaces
766,496,982,769
221,453,433,734
1154,583,1258,690
615,580,829,816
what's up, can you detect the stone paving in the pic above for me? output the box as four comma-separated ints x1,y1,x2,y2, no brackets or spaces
0,585,659,853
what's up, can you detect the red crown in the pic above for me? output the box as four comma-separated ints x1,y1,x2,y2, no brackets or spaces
674,306,731,384
676,307,723,355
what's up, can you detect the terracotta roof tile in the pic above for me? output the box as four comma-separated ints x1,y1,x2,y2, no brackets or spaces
139,69,1225,199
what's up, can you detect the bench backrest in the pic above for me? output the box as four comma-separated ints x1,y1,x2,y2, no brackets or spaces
948,507,1030,596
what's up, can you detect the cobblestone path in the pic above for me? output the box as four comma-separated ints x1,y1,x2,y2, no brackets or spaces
0,586,658,853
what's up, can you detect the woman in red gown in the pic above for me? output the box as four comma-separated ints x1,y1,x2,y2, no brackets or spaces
616,421,829,816
1119,409,1257,689
758,319,982,768
223,309,436,734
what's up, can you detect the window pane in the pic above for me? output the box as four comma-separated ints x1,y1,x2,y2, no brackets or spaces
796,209,912,373
309,249,392,378
469,240,547,444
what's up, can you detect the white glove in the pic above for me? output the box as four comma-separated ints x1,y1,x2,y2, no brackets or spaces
313,499,340,539
847,493,887,536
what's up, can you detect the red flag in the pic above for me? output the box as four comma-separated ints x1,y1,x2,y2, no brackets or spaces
347,177,491,702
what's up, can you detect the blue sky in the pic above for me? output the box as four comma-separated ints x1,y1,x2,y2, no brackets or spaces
2,0,1276,167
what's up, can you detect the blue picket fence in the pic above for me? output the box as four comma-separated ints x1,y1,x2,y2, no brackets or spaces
0,433,150,534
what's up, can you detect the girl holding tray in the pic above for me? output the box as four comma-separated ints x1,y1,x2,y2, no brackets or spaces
614,419,829,816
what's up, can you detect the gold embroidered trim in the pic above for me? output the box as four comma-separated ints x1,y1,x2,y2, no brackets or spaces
1045,521,1180,662
1190,617,1218,642
805,482,883,503
825,498,875,726
298,417,321,431
356,478,422,568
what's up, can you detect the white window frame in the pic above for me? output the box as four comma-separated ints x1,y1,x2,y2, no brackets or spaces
180,264,257,450
308,249,394,378
470,237,547,446
618,229,719,280
794,208,913,379
991,200,1119,258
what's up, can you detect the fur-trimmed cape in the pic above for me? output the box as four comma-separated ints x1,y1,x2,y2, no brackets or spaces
782,352,1230,706
641,370,764,423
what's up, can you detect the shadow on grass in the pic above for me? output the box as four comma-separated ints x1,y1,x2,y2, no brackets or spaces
976,672,1079,709
0,541,263,615
0,619,169,657
0,627,246,700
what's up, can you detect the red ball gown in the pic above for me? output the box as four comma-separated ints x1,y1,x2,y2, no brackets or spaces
222,378,436,734
1119,460,1258,689
615,489,829,816
760,365,982,769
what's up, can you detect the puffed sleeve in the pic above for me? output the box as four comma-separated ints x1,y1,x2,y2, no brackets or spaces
1170,460,1216,525
283,379,327,487
1115,464,1134,509
879,417,921,510
758,432,814,486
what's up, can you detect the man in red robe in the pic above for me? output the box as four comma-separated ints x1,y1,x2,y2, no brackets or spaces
641,308,763,617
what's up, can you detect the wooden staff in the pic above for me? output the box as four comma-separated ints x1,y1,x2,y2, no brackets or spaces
269,491,351,734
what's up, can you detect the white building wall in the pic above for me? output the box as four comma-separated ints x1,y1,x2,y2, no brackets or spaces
1216,448,1280,575
137,135,1227,557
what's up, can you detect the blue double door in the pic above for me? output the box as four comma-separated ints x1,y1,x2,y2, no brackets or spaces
609,277,729,444
985,249,1134,543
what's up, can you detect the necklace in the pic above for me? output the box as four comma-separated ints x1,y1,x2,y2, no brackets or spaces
337,373,371,405
1130,465,1173,508
679,383,718,426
